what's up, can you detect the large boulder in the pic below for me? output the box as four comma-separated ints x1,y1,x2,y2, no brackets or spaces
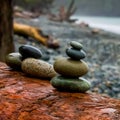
0,62,120,120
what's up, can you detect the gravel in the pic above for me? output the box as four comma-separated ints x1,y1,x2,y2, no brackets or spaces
14,16,120,99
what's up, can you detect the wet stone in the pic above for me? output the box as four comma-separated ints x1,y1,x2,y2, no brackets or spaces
19,45,42,59
41,54,50,61
5,52,22,70
22,58,57,79
70,41,83,50
50,76,91,92
54,57,88,77
66,48,86,60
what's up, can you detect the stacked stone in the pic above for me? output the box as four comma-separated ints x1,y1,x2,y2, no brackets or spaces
5,45,56,79
51,41,91,92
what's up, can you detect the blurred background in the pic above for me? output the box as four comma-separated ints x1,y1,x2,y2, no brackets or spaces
13,0,120,16
6,0,120,98
13,0,120,34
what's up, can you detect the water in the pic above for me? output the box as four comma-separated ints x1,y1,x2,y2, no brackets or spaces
72,16,120,34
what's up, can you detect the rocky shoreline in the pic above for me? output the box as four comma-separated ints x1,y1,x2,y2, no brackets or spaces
14,16,120,99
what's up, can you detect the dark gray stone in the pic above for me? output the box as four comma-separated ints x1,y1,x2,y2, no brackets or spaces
66,48,86,60
19,45,42,59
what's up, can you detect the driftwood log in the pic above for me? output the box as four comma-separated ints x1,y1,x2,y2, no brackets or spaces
0,62,120,120
14,22,59,48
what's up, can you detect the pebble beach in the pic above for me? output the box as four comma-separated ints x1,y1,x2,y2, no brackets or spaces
14,16,120,99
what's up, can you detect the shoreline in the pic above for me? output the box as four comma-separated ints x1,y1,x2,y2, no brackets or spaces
72,15,120,34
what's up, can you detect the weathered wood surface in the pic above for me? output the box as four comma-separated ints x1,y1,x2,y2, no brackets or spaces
14,22,48,46
0,62,120,120
14,22,59,48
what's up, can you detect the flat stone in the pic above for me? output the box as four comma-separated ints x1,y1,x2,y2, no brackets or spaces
19,45,42,59
5,52,22,70
51,76,91,92
0,62,119,120
54,57,89,77
70,41,83,50
22,58,57,79
66,48,86,60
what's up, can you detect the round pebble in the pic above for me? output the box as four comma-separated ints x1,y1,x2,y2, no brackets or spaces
22,58,57,79
5,52,22,70
19,45,42,59
41,54,50,61
66,48,86,60
70,41,83,50
54,57,89,77
51,76,91,92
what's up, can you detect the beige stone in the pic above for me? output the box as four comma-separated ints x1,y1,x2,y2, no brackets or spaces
22,58,57,79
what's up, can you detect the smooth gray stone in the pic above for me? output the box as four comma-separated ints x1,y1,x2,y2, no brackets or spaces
5,52,22,70
70,41,83,50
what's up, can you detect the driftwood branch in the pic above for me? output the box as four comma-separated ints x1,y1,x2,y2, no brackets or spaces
49,0,77,23
14,22,59,48
66,0,75,17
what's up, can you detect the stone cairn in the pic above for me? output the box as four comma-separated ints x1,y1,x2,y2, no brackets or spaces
5,42,91,92
50,41,91,92
5,45,56,79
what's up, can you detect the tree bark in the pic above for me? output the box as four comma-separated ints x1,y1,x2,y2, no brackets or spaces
0,0,14,62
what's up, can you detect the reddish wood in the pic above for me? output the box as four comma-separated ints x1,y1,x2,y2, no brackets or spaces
0,62,120,120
